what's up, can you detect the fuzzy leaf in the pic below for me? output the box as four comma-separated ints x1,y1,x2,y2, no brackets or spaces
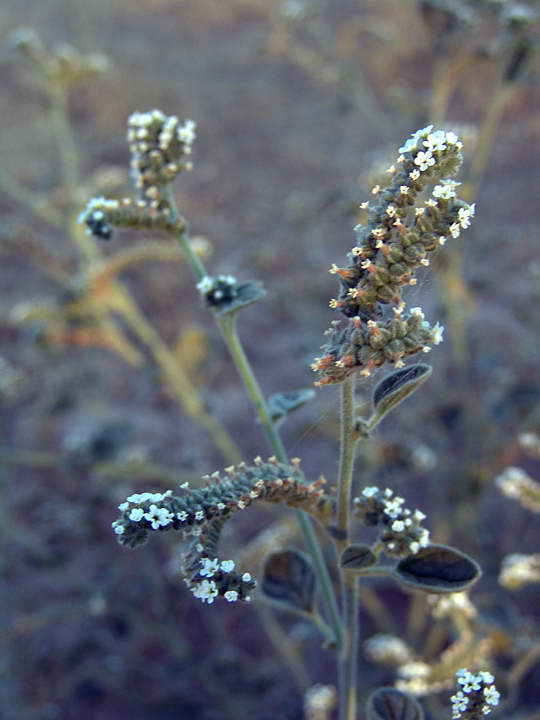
261,548,317,614
267,388,316,424
366,687,424,720
394,544,481,594
213,281,265,316
367,364,432,429
373,363,431,417
340,544,377,570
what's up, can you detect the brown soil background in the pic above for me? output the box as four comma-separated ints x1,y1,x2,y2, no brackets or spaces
1,1,540,719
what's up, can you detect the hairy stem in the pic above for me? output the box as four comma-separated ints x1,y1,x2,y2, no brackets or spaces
336,375,360,720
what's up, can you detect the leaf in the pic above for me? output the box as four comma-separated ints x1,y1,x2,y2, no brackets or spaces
366,364,432,430
267,388,316,424
261,548,317,615
366,687,424,720
213,281,266,316
394,544,481,594
340,544,377,570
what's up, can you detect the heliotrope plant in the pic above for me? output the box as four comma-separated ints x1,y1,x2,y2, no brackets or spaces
80,116,488,720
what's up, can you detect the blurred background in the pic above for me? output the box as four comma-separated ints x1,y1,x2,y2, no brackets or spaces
1,1,540,718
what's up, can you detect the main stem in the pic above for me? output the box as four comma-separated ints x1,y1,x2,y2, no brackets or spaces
336,375,360,720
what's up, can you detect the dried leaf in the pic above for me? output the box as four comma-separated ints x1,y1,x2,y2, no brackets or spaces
394,544,481,594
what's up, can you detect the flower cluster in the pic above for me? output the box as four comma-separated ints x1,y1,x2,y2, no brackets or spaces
128,110,196,209
353,486,429,558
450,669,500,719
113,457,334,603
79,196,185,241
495,466,540,513
313,126,475,385
79,110,195,241
313,307,443,385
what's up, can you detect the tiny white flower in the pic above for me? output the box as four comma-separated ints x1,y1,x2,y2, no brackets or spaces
220,560,235,573
392,520,406,533
414,151,436,171
144,504,174,529
362,486,379,498
192,579,218,604
450,223,461,238
483,685,500,706
178,118,196,145
126,493,143,504
200,557,220,577
177,511,188,522
118,502,129,512
242,573,252,582
224,590,239,602
112,521,124,535
478,671,495,684
129,508,145,522
410,169,421,180
430,322,444,345
195,510,204,522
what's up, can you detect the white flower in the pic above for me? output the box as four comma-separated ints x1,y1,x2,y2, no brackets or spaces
192,579,219,604
112,521,124,535
430,322,444,345
483,685,500,706
478,671,495,685
178,119,196,145
177,510,188,522
399,125,433,154
129,508,145,522
451,691,469,717
392,520,406,533
196,276,214,293
424,130,447,153
433,179,460,199
118,502,129,512
362,486,379,498
144,504,174,529
409,307,425,318
450,223,461,238
224,590,239,602
242,573,252,582
458,204,475,229
126,493,143,504
414,150,436,171
200,557,220,577
409,169,421,180
194,510,204,522
458,670,481,693
220,559,235,573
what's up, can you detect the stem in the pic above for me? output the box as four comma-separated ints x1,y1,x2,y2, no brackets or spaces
335,375,357,552
164,188,344,651
336,375,360,720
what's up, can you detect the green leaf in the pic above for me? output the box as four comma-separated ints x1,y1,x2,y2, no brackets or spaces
340,544,378,570
261,548,317,615
394,544,482,594
366,687,424,720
